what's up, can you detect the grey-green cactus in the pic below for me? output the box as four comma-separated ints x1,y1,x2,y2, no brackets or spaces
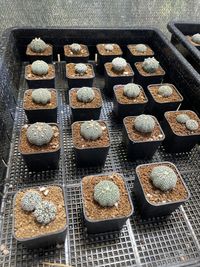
186,119,199,131
135,44,147,53
69,43,81,53
80,120,102,141
150,165,177,191
26,122,53,146
75,63,87,75
32,88,51,104
30,38,47,53
134,114,155,133
77,87,95,103
112,57,127,72
123,83,140,98
158,85,173,97
21,191,42,212
142,57,160,73
31,60,49,75
105,44,114,51
94,180,120,207
33,200,57,224
191,33,200,44
176,114,190,124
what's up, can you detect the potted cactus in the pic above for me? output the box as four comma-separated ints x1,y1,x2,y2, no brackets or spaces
135,162,190,218
81,173,134,233
127,44,154,66
23,88,58,123
19,122,60,171
72,120,110,167
122,114,165,159
104,57,134,96
13,185,67,248
113,83,148,120
134,57,165,88
162,110,200,153
187,33,200,50
69,87,102,121
64,43,89,63
25,60,55,88
96,43,123,74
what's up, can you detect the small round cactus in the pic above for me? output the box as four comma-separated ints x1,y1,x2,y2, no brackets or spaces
105,44,114,51
135,44,147,53
80,120,102,141
77,87,95,103
69,43,81,53
191,33,200,44
186,119,199,131
123,83,140,98
30,38,47,53
33,200,57,225
32,88,51,104
150,165,177,191
21,191,42,212
26,122,53,146
142,57,160,73
31,60,49,76
75,63,87,75
94,180,120,207
176,114,190,124
112,57,127,72
158,85,173,97
134,114,155,133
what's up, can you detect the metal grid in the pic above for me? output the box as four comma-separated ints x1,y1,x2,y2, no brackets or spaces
0,61,200,267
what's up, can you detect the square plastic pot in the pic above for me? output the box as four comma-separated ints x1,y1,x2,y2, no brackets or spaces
122,116,165,160
64,44,89,63
135,162,190,218
23,89,58,123
81,173,134,234
19,123,60,171
126,44,154,67
12,184,67,248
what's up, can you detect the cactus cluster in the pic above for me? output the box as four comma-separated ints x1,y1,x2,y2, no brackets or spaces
112,57,127,72
69,43,81,53
31,60,49,76
94,180,120,207
142,57,159,73
150,165,177,191
123,83,140,98
77,87,95,103
21,191,42,212
32,88,51,105
191,33,200,44
134,114,155,133
33,200,57,225
176,114,190,124
104,44,114,51
80,120,102,141
30,38,47,53
158,85,173,97
26,122,53,146
135,44,147,53
75,63,87,75
186,119,199,131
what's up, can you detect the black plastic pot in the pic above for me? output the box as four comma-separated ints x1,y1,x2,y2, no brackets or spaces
64,44,89,63
81,173,134,234
122,116,165,160
26,44,53,63
19,123,60,171
135,162,190,218
113,84,148,120
72,120,110,167
69,88,102,122
23,89,58,123
12,184,67,248
126,44,154,67
162,110,200,153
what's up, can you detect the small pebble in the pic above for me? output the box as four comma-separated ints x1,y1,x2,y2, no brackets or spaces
39,186,46,192
3,249,9,256
0,244,6,251
43,189,49,196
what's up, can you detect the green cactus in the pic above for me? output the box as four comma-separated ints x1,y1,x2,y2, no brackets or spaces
26,122,53,146
186,119,199,131
123,83,140,98
80,120,102,141
32,88,51,104
77,87,95,103
134,114,155,133
75,63,87,75
158,85,173,97
30,38,47,53
21,191,42,212
31,60,49,75
33,200,57,225
142,57,160,73
176,114,190,124
112,57,127,72
135,44,147,52
191,33,200,44
69,43,81,53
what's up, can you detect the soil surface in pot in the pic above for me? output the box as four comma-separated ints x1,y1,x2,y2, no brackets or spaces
165,110,200,136
70,88,102,108
105,63,134,77
72,121,110,149
25,65,55,80
137,162,189,204
82,173,132,220
135,62,165,77
97,44,122,56
14,185,66,239
26,44,53,56
64,44,89,57
115,85,147,104
19,124,60,153
23,89,57,110
124,116,164,142
66,63,94,78
148,84,182,103
187,36,200,47
127,44,154,56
